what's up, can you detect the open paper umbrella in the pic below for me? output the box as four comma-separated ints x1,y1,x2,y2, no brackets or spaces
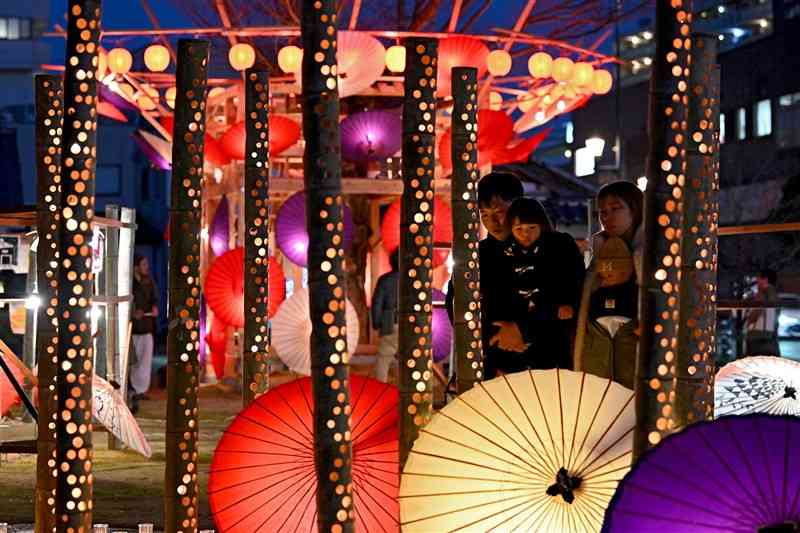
337,31,387,98
133,130,172,171
340,110,401,163
210,195,230,257
270,287,360,375
0,357,24,416
207,316,228,379
98,100,128,122
436,36,489,98
205,247,286,328
432,288,452,363
603,414,800,533
220,116,301,160
400,368,635,532
275,191,355,267
715,356,800,417
380,196,452,267
209,375,399,532
199,295,208,367
92,373,152,457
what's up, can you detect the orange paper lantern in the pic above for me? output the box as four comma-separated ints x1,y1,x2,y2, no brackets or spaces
528,52,553,78
551,57,575,82
277,45,303,73
144,44,170,72
592,69,614,95
107,48,133,75
229,43,256,71
487,49,512,77
571,62,594,86
385,44,406,73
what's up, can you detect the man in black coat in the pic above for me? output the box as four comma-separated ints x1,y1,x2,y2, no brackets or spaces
445,172,525,378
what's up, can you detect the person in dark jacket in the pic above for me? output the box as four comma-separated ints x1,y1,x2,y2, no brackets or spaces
372,249,400,382
130,255,159,401
445,171,523,378
493,197,584,370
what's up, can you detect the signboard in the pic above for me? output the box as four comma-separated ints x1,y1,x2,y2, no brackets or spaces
91,226,105,274
0,234,20,270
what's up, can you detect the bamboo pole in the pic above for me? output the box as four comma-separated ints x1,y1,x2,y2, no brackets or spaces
673,35,720,429
450,67,483,393
300,1,355,530
398,37,438,469
34,74,62,533
54,0,102,528
164,38,209,533
242,69,271,406
634,0,693,460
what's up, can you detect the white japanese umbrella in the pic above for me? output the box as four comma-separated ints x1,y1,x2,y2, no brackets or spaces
400,368,635,532
715,356,800,417
270,287,360,375
92,374,152,458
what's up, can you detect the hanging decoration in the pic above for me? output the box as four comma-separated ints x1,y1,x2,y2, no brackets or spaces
603,415,800,532
270,287,360,376
209,195,230,257
219,116,301,160
204,247,286,329
400,369,635,532
381,196,452,268
340,110,402,163
209,376,399,531
275,191,355,267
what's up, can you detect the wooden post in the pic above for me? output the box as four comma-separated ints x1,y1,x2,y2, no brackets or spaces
55,0,101,528
672,35,720,429
450,67,483,393
398,37,438,469
34,73,62,533
634,0,693,460
242,69,271,406
300,1,355,531
164,38,209,533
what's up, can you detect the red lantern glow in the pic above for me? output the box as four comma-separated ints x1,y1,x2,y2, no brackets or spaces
219,116,301,160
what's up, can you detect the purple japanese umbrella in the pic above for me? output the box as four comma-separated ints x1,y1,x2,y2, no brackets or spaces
340,110,401,163
432,288,452,363
132,131,171,171
275,191,355,267
603,414,800,533
99,83,140,114
199,295,207,367
210,195,230,257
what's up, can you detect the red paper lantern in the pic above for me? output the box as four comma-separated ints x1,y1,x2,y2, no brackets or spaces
204,247,286,329
220,116,301,160
205,136,232,167
380,196,452,267
209,376,399,532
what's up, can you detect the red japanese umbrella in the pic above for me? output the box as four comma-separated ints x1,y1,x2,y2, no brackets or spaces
0,356,24,416
436,36,489,98
209,375,400,532
98,100,128,122
206,316,228,380
438,110,549,172
380,197,452,267
204,247,286,329
220,116,301,160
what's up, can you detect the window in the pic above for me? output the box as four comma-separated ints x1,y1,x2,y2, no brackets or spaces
779,92,800,107
565,121,574,144
0,19,7,39
776,92,800,148
736,107,747,140
0,18,33,40
7,18,19,40
754,99,772,137
720,112,726,144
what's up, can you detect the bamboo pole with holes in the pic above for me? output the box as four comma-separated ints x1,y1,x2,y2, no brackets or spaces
164,39,209,532
300,1,355,530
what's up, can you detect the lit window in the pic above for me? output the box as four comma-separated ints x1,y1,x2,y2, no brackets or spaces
736,107,747,140
565,121,574,144
754,99,772,137
574,146,595,177
8,18,19,40
780,95,793,107
20,19,30,39
720,112,726,144
0,19,7,40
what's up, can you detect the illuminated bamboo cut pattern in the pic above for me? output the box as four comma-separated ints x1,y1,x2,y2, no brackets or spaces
450,66,483,393
634,0,693,459
243,69,271,406
300,0,355,531
34,74,62,533
672,34,720,429
398,37,438,469
164,38,209,532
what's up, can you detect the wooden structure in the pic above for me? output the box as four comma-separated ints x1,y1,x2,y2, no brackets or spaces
242,69,271,405
450,67,483,393
300,1,355,530
164,38,209,532
55,0,102,528
398,37,438,469
634,0,693,459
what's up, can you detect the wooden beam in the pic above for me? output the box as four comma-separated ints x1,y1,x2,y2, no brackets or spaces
269,178,452,195
448,0,464,32
718,222,800,236
349,0,362,30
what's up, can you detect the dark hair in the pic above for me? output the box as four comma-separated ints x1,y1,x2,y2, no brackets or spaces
759,268,777,286
597,181,644,232
389,248,399,271
506,197,553,233
477,172,524,207
134,254,146,267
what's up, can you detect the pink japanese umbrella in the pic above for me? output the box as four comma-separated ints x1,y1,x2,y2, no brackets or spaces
275,191,355,267
204,248,286,329
340,110,401,163
431,288,452,363
603,414,800,533
380,196,452,267
209,375,399,532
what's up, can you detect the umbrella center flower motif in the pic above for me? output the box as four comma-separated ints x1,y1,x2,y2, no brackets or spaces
546,467,583,504
785,386,797,400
